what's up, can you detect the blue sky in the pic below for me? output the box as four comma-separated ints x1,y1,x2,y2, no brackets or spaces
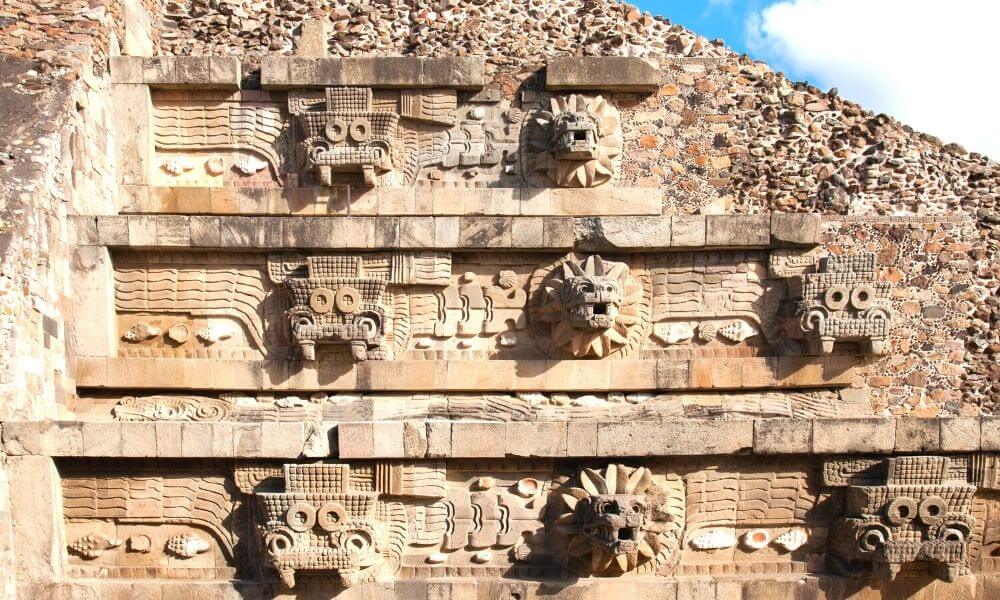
632,0,1000,158
634,1,766,62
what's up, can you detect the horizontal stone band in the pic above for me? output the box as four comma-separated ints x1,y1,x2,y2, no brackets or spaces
1,417,989,458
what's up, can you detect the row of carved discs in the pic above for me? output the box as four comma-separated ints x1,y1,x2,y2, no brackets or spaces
325,117,373,143
286,500,348,532
309,287,361,314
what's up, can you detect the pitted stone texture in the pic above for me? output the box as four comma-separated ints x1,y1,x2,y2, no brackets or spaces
546,57,661,92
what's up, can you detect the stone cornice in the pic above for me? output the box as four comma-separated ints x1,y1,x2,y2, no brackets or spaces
74,355,854,392
70,212,821,250
1,416,990,459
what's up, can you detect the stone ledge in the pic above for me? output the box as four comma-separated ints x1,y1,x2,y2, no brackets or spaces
261,56,485,89
120,186,665,217
21,574,1000,600
72,213,821,251
74,356,854,392
546,57,661,92
3,417,994,459
110,56,241,89
73,214,575,250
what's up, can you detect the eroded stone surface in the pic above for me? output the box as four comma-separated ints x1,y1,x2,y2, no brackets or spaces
1,1,999,598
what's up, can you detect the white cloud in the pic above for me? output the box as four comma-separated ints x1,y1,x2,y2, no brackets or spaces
746,0,1000,158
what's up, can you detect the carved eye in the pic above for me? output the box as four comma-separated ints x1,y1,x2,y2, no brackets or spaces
285,501,317,532
885,497,917,525
317,501,348,533
349,117,372,142
578,281,594,293
324,117,347,143
918,496,947,525
309,288,336,314
632,502,644,513
824,285,849,310
850,284,876,310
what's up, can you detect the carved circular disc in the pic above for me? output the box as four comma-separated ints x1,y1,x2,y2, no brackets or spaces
309,288,336,314
317,501,348,532
823,285,849,311
325,117,347,143
349,117,372,142
850,284,876,310
918,496,947,525
335,286,361,314
285,501,317,532
885,497,917,526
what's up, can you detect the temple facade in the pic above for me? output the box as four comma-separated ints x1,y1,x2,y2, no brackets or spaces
0,1,998,598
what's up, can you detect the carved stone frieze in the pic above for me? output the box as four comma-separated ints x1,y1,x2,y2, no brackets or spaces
528,255,650,358
151,92,289,185
98,389,863,423
61,470,243,578
824,455,977,582
794,253,893,355
544,464,683,575
521,94,622,187
112,395,233,421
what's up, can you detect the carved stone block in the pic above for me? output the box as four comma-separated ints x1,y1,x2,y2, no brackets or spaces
825,455,976,582
795,253,893,355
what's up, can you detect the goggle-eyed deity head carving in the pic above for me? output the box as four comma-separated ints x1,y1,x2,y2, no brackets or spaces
826,456,977,583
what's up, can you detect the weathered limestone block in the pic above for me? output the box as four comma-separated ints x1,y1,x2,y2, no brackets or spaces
545,57,661,92
111,84,153,186
69,246,117,358
111,57,241,89
7,456,66,581
261,57,485,89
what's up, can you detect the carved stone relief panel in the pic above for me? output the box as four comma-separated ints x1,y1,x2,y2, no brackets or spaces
648,251,779,350
520,94,623,188
114,251,281,359
675,459,831,576
151,91,290,187
824,455,977,582
110,249,890,363
61,465,247,579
